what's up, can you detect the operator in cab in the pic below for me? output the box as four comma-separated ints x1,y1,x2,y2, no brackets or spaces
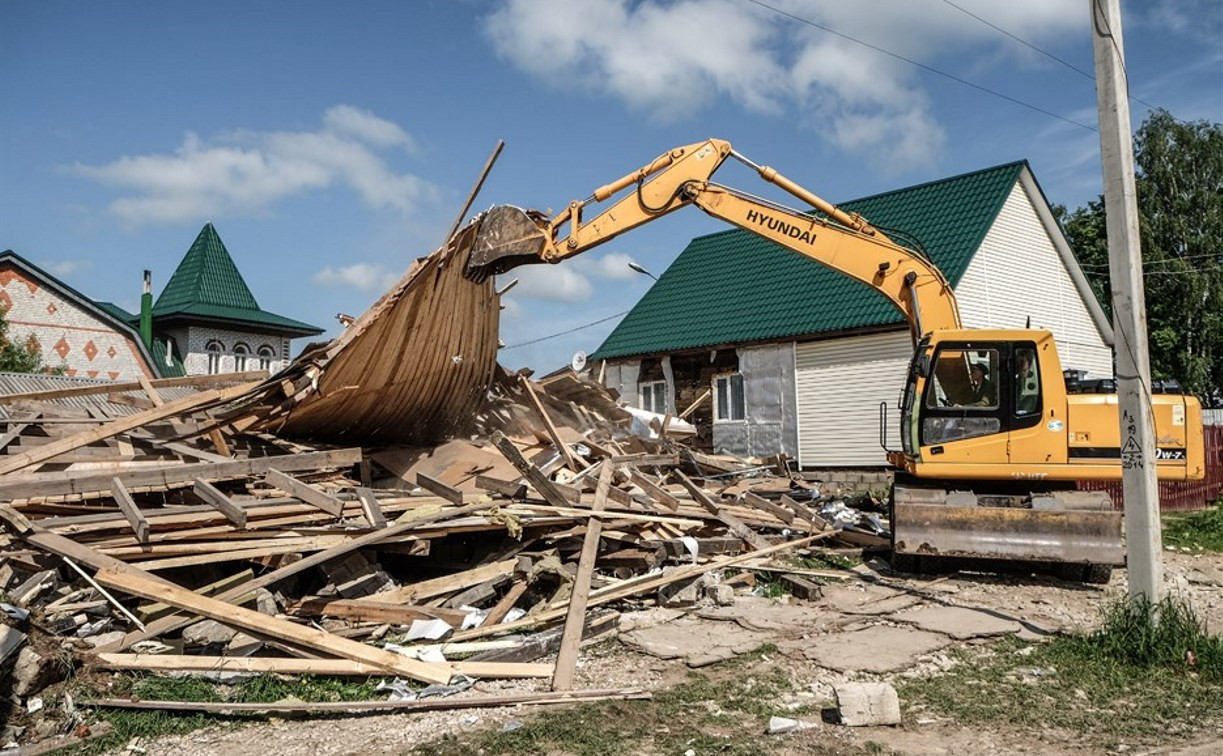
965,363,995,407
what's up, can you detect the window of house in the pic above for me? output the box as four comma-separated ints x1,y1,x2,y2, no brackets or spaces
639,380,668,415
206,340,224,375
258,345,276,372
714,372,745,422
233,343,250,372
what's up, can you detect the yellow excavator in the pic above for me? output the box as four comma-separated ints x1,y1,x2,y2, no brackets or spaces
465,138,1205,582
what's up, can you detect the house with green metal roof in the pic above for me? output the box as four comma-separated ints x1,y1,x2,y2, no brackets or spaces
149,223,322,377
591,161,1113,469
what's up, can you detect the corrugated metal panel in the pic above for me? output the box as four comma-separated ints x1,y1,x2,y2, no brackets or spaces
955,182,1114,378
1203,409,1223,426
0,371,201,419
796,330,911,467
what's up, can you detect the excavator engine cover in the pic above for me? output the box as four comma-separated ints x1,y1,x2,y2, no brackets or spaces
465,205,551,281
892,486,1124,574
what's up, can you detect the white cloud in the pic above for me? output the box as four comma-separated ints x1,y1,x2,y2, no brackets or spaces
313,262,402,292
499,263,594,303
69,106,437,226
589,251,643,280
484,0,1083,171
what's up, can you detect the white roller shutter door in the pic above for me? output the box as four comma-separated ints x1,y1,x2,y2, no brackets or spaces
796,330,911,467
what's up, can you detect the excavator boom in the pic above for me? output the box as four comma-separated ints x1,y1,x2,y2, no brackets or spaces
468,138,962,339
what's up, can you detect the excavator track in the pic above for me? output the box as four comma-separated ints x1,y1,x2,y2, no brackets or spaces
890,482,1123,584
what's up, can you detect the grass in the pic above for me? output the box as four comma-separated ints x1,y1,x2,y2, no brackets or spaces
898,595,1223,748
1162,499,1223,552
416,643,844,756
67,673,383,754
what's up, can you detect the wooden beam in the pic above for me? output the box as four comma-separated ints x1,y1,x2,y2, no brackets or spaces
490,432,572,509
355,487,387,527
93,653,552,679
94,567,454,685
780,495,827,528
483,580,529,627
626,467,681,510
475,475,525,499
136,371,165,407
553,461,614,690
0,381,260,476
191,479,247,528
415,472,463,505
675,472,771,551
288,598,468,626
741,491,797,526
264,469,344,516
519,376,584,471
84,688,650,716
0,447,364,501
0,412,40,452
362,558,518,605
109,478,149,543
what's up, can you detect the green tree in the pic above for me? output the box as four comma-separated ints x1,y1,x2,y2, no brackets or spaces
1060,110,1223,405
0,307,46,373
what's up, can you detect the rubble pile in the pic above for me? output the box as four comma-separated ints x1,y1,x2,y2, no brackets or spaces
0,363,887,749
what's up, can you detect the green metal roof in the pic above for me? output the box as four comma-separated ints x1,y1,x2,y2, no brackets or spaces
154,224,322,337
94,301,136,323
592,161,1026,360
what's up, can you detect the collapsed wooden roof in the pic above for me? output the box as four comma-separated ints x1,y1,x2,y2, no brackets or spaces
225,217,501,444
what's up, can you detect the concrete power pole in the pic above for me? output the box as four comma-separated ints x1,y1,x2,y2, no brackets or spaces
1090,0,1163,605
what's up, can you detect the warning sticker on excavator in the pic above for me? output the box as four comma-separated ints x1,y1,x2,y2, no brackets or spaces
1173,404,1185,426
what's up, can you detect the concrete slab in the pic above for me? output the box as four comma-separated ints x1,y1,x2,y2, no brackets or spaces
835,682,902,726
803,625,950,673
621,616,765,666
697,596,845,633
891,605,1023,640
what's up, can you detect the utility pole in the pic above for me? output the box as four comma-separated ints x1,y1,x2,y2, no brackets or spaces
1090,0,1162,605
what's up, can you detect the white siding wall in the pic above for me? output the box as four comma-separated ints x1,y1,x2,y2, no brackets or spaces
954,181,1114,378
796,330,911,467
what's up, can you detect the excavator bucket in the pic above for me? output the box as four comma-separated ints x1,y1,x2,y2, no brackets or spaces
892,487,1124,582
464,205,551,281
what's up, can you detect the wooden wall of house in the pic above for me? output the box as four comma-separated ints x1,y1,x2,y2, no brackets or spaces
664,350,738,452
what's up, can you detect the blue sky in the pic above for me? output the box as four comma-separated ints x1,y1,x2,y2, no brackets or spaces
2,1,1220,372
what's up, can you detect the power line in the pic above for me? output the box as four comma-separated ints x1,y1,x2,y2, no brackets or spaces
744,0,1097,132
501,310,628,350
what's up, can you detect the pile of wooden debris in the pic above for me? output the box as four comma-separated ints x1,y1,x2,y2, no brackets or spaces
0,362,891,749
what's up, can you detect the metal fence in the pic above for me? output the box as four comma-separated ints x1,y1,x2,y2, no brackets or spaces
1078,424,1223,511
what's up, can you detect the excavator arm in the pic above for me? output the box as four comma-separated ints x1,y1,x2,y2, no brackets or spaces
467,138,962,338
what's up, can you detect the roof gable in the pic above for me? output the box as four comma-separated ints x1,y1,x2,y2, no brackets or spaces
592,161,1026,360
154,223,261,314
153,224,322,336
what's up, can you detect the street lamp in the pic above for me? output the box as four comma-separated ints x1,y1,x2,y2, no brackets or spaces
628,262,658,281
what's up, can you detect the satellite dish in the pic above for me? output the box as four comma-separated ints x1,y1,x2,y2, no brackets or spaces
571,350,588,372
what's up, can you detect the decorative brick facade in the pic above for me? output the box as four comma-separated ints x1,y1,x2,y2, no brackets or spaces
172,325,288,375
0,262,151,380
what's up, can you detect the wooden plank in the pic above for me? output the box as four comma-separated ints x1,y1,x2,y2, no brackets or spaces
84,687,649,715
207,429,232,458
416,472,464,505
0,446,363,502
490,432,572,509
265,469,344,517
626,467,681,510
99,501,497,652
0,412,40,452
0,370,270,405
553,461,614,690
94,567,454,685
519,376,584,471
355,486,387,527
678,388,711,419
361,558,518,605
93,653,551,679
741,491,796,526
136,371,165,407
780,495,828,528
483,580,529,627
675,472,771,551
138,569,253,623
191,479,247,528
0,382,259,475
288,598,468,626
475,475,525,499
109,478,149,543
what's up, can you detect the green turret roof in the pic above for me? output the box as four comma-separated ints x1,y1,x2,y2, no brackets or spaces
153,224,322,337
592,161,1026,360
